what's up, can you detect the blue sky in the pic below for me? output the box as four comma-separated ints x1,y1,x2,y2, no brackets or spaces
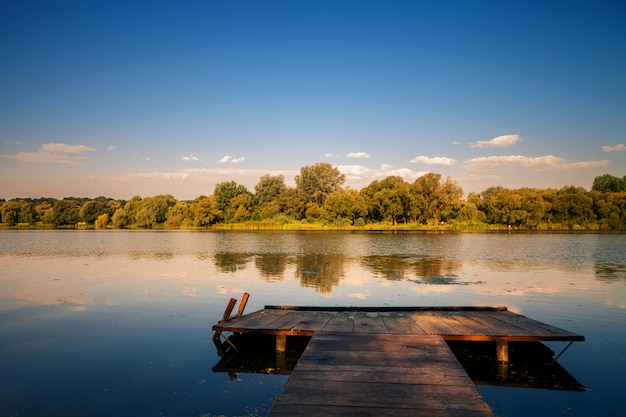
1,0,625,200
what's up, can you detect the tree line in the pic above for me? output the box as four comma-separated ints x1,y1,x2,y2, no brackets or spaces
1,163,625,230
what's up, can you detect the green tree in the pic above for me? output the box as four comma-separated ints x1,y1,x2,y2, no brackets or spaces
189,195,220,227
1,200,33,226
34,201,54,224
228,193,253,222
165,201,191,228
551,186,595,226
323,188,368,224
592,174,626,192
111,208,129,228
518,188,548,227
593,191,626,229
413,173,463,224
122,196,143,226
488,188,524,225
295,162,346,206
278,188,308,220
135,195,176,228
363,176,412,225
254,174,288,206
51,199,82,227
79,199,111,224
95,213,109,229
214,181,250,222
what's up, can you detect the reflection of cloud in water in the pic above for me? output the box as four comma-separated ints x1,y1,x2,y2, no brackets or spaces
347,290,371,300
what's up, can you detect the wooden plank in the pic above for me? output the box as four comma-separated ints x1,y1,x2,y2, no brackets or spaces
265,305,508,312
291,311,334,332
481,311,584,340
263,311,333,332
236,292,249,317
353,312,389,333
289,366,471,385
272,379,494,414
431,311,491,335
380,312,427,334
270,404,492,417
409,312,458,334
220,298,237,322
213,309,290,331
320,311,354,332
269,333,495,417
460,310,529,336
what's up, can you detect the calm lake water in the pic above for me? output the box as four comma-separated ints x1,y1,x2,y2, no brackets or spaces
0,230,624,417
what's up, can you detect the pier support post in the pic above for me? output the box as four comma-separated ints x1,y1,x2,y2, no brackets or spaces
496,339,509,363
276,334,287,353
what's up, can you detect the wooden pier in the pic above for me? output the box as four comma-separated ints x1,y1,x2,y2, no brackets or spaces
212,297,584,417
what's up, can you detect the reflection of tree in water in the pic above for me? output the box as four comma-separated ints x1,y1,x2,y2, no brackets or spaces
129,251,175,261
254,253,289,281
594,263,626,283
294,254,345,293
361,255,414,280
214,252,252,273
361,254,463,284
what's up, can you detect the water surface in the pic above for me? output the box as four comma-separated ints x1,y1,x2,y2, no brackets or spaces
0,230,624,416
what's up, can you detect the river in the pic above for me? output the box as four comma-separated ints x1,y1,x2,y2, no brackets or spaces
0,230,624,416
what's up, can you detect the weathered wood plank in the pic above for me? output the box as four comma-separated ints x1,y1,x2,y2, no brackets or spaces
270,404,493,417
214,309,289,330
459,310,529,336
273,379,494,412
289,367,472,385
380,312,427,334
320,311,354,332
265,305,508,312
432,311,491,335
353,312,389,333
481,311,584,340
262,311,333,332
409,312,458,334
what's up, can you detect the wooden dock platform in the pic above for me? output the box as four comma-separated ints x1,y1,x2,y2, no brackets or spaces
212,300,584,417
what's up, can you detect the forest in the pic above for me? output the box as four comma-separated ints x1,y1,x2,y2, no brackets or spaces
1,163,626,230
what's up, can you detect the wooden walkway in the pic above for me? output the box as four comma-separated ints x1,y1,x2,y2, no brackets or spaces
212,301,584,417
269,333,496,417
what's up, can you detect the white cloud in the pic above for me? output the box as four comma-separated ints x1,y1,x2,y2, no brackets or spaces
464,155,610,171
338,164,429,184
325,153,339,158
218,155,245,164
40,143,95,154
0,142,96,164
181,155,199,162
408,156,457,165
470,134,520,148
106,145,117,152
347,152,371,159
602,144,626,152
